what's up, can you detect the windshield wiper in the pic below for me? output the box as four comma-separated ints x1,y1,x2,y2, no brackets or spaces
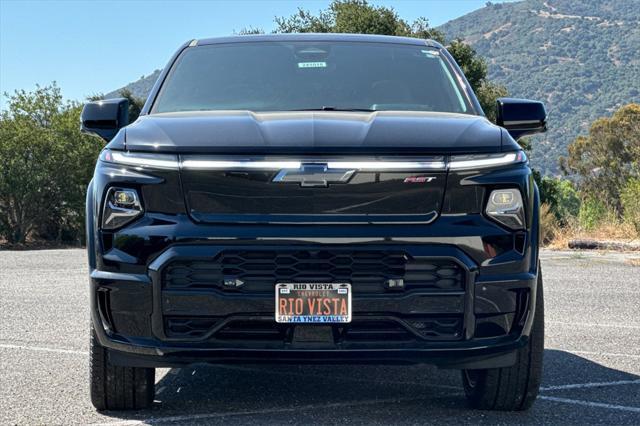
288,106,377,112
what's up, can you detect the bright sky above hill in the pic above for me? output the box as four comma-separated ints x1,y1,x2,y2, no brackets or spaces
0,0,517,110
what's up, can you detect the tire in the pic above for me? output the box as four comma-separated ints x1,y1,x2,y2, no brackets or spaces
90,324,155,411
461,269,544,411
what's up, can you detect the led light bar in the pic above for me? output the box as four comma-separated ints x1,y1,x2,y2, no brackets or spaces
326,161,446,170
180,159,302,170
100,149,525,171
179,157,446,170
448,151,526,170
100,150,179,169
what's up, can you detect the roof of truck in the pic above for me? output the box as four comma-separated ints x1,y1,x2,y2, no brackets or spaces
194,33,444,49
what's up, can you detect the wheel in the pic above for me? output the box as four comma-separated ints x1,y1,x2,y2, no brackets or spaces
461,269,544,411
90,324,155,411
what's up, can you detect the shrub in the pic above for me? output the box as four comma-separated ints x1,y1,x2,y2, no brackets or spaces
554,180,581,222
537,175,581,225
620,178,640,235
577,197,611,231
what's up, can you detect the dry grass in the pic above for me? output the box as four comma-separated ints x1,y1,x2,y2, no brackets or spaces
0,239,82,251
545,217,640,250
539,204,559,245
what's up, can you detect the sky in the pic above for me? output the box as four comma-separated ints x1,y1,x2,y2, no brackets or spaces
0,0,516,110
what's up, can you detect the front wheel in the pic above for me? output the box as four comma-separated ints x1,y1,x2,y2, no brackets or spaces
461,270,544,411
90,324,155,411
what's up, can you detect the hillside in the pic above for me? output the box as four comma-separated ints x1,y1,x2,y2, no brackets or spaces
106,69,161,100
439,0,640,174
107,0,640,174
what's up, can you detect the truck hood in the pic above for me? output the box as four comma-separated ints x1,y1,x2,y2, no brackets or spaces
123,110,503,154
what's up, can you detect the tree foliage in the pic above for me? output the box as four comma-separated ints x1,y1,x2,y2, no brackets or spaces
272,0,444,39
0,84,102,244
118,89,145,123
534,171,580,225
562,103,640,212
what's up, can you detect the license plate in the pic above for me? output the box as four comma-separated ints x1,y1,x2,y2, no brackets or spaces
275,283,352,323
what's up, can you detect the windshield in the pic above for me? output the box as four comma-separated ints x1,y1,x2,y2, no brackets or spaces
152,41,473,114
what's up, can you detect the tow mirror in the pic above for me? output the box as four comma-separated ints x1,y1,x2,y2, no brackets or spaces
496,98,547,140
81,98,129,142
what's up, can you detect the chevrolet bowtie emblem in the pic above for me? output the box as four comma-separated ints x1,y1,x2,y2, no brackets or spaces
272,164,355,187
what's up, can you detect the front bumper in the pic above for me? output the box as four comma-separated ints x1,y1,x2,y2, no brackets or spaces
90,239,538,370
87,147,540,369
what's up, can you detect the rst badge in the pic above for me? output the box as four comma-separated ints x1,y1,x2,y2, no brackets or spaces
403,176,437,183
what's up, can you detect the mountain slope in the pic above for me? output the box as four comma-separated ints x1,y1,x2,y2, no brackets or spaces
106,70,161,100
108,0,640,173
439,0,640,173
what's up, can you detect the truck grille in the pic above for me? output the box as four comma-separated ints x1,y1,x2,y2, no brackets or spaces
163,249,464,293
180,165,446,224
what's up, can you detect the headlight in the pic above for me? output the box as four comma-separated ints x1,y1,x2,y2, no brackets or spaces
102,187,143,230
485,188,525,229
449,151,527,170
99,149,179,169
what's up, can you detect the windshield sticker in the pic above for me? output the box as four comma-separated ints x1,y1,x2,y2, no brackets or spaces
421,49,440,58
297,61,327,68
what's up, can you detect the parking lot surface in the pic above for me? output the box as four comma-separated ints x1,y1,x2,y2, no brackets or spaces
1,249,639,425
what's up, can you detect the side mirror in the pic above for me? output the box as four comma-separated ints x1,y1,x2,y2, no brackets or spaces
496,98,547,140
80,98,129,142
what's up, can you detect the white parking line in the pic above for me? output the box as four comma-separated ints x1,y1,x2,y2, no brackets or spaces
546,348,640,359
90,396,433,425
548,321,640,330
540,396,640,413
91,393,640,425
4,341,640,419
0,343,87,355
541,379,640,391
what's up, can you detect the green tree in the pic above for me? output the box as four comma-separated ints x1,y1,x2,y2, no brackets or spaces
242,0,506,116
235,26,264,35
562,103,640,212
0,84,102,244
475,81,508,123
118,89,145,123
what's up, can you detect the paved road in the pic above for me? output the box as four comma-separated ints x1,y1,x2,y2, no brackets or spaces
1,249,639,425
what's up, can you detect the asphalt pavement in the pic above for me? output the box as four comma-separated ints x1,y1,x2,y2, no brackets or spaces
0,249,639,425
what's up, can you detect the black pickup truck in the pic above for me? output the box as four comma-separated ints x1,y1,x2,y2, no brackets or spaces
82,33,547,412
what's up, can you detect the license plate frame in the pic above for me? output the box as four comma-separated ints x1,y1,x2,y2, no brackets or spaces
275,283,352,324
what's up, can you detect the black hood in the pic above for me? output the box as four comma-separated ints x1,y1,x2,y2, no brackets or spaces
123,110,503,154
